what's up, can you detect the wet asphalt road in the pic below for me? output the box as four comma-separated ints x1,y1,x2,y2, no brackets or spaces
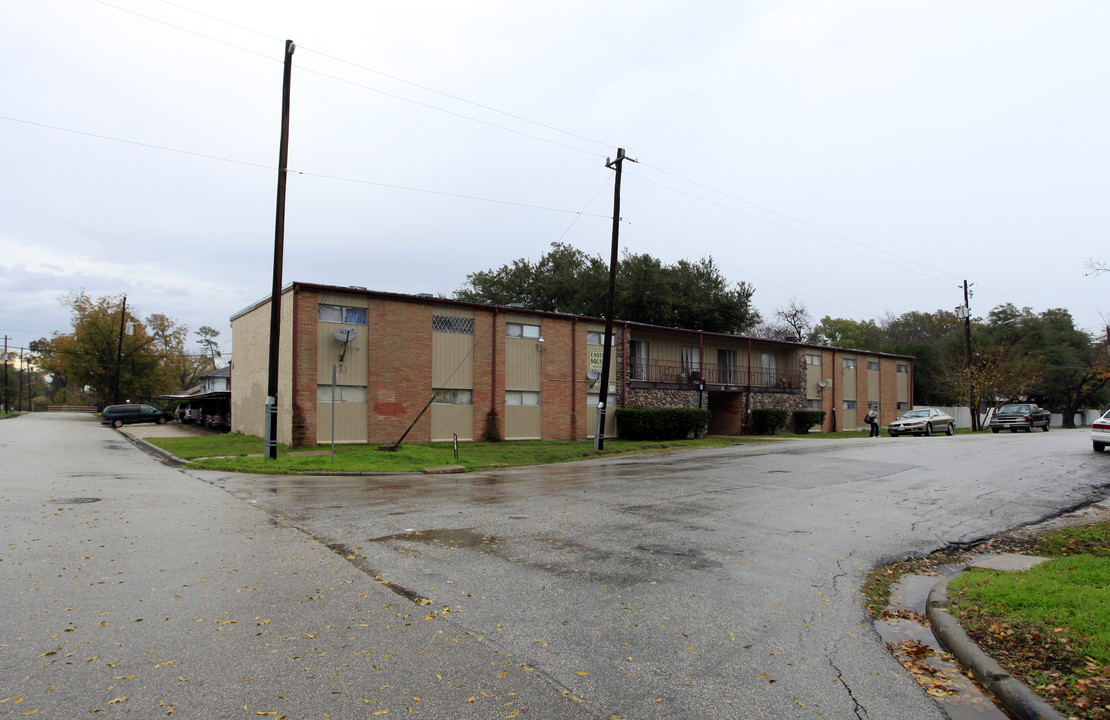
189,428,1109,720
4,414,1107,719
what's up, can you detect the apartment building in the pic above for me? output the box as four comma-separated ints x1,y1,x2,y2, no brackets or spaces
229,282,914,446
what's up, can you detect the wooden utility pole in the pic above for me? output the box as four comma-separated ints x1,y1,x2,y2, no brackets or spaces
595,148,634,450
963,280,977,431
265,39,295,459
112,295,127,405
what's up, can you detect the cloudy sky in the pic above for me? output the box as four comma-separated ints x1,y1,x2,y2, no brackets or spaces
3,0,1108,358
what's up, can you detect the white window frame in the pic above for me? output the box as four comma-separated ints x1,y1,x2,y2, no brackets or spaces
505,390,540,406
317,385,368,402
506,322,541,339
433,388,473,404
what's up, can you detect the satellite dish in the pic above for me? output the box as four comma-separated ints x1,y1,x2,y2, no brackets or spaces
334,328,357,362
586,369,601,381
817,380,828,388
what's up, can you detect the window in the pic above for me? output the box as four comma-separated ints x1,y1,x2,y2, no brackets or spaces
682,346,700,375
843,400,857,410
433,315,474,334
806,399,823,409
897,364,908,374
842,358,857,370
868,361,880,371
316,385,368,402
629,340,649,380
760,352,778,386
805,354,822,366
505,390,540,406
897,402,909,410
587,331,615,345
318,304,367,324
433,388,472,404
717,348,737,384
506,322,540,339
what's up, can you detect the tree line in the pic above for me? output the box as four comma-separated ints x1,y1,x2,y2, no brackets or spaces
13,291,223,409
457,244,1110,425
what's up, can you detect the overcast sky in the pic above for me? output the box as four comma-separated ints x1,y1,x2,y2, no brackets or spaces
3,0,1108,358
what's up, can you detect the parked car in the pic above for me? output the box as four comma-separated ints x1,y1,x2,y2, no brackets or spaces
204,411,230,430
101,403,173,428
989,403,1051,433
1092,409,1110,452
887,408,955,437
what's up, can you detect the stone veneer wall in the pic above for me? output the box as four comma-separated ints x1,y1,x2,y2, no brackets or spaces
625,387,703,409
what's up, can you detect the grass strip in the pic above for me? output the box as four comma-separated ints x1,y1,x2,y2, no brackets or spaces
148,434,765,474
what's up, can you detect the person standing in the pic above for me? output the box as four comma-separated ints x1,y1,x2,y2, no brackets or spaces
867,405,880,437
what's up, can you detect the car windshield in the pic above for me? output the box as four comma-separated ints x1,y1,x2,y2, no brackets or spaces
999,405,1030,413
900,410,929,419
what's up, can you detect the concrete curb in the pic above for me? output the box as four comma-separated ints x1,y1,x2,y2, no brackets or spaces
926,576,1066,720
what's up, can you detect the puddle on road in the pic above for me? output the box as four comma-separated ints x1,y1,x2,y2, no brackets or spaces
875,572,1014,720
367,527,501,550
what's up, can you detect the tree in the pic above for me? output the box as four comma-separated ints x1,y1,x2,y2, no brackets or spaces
32,291,192,407
196,325,223,362
455,243,761,334
808,317,884,350
754,298,812,342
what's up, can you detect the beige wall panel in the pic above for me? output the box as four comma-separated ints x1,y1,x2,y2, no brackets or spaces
898,371,910,403
433,305,473,318
318,291,370,309
868,369,880,402
505,338,541,390
841,360,858,400
504,405,541,440
431,405,474,442
317,322,368,385
316,402,368,443
433,333,474,388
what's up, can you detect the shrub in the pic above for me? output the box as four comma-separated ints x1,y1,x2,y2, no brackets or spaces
792,410,826,433
615,408,711,440
751,408,790,435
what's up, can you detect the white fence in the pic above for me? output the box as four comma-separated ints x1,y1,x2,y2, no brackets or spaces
919,406,1101,429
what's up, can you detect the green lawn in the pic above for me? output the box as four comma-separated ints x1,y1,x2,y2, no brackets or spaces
147,433,787,474
947,522,1110,715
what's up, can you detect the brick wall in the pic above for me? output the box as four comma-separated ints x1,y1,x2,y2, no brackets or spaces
368,299,434,444
291,287,318,446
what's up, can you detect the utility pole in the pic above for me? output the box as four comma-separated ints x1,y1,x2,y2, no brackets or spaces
595,148,635,450
2,335,8,413
113,295,127,405
265,39,295,460
962,280,977,431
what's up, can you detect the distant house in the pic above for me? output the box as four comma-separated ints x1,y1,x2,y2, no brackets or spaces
159,366,231,425
229,282,914,446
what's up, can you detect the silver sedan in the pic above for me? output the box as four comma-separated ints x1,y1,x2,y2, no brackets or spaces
887,407,955,437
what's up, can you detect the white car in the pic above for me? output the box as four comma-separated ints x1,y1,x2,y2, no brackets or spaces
1092,409,1110,452
887,408,955,437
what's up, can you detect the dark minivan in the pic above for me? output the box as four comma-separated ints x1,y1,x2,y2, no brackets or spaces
101,403,173,428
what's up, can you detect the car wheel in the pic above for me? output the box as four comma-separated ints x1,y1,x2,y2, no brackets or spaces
1094,441,1106,452
924,423,933,437
1042,424,1049,432
1010,429,1018,433
945,423,954,436
991,428,1000,433
111,419,123,428
156,416,167,425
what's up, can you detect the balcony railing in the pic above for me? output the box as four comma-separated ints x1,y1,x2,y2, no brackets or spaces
628,359,801,390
